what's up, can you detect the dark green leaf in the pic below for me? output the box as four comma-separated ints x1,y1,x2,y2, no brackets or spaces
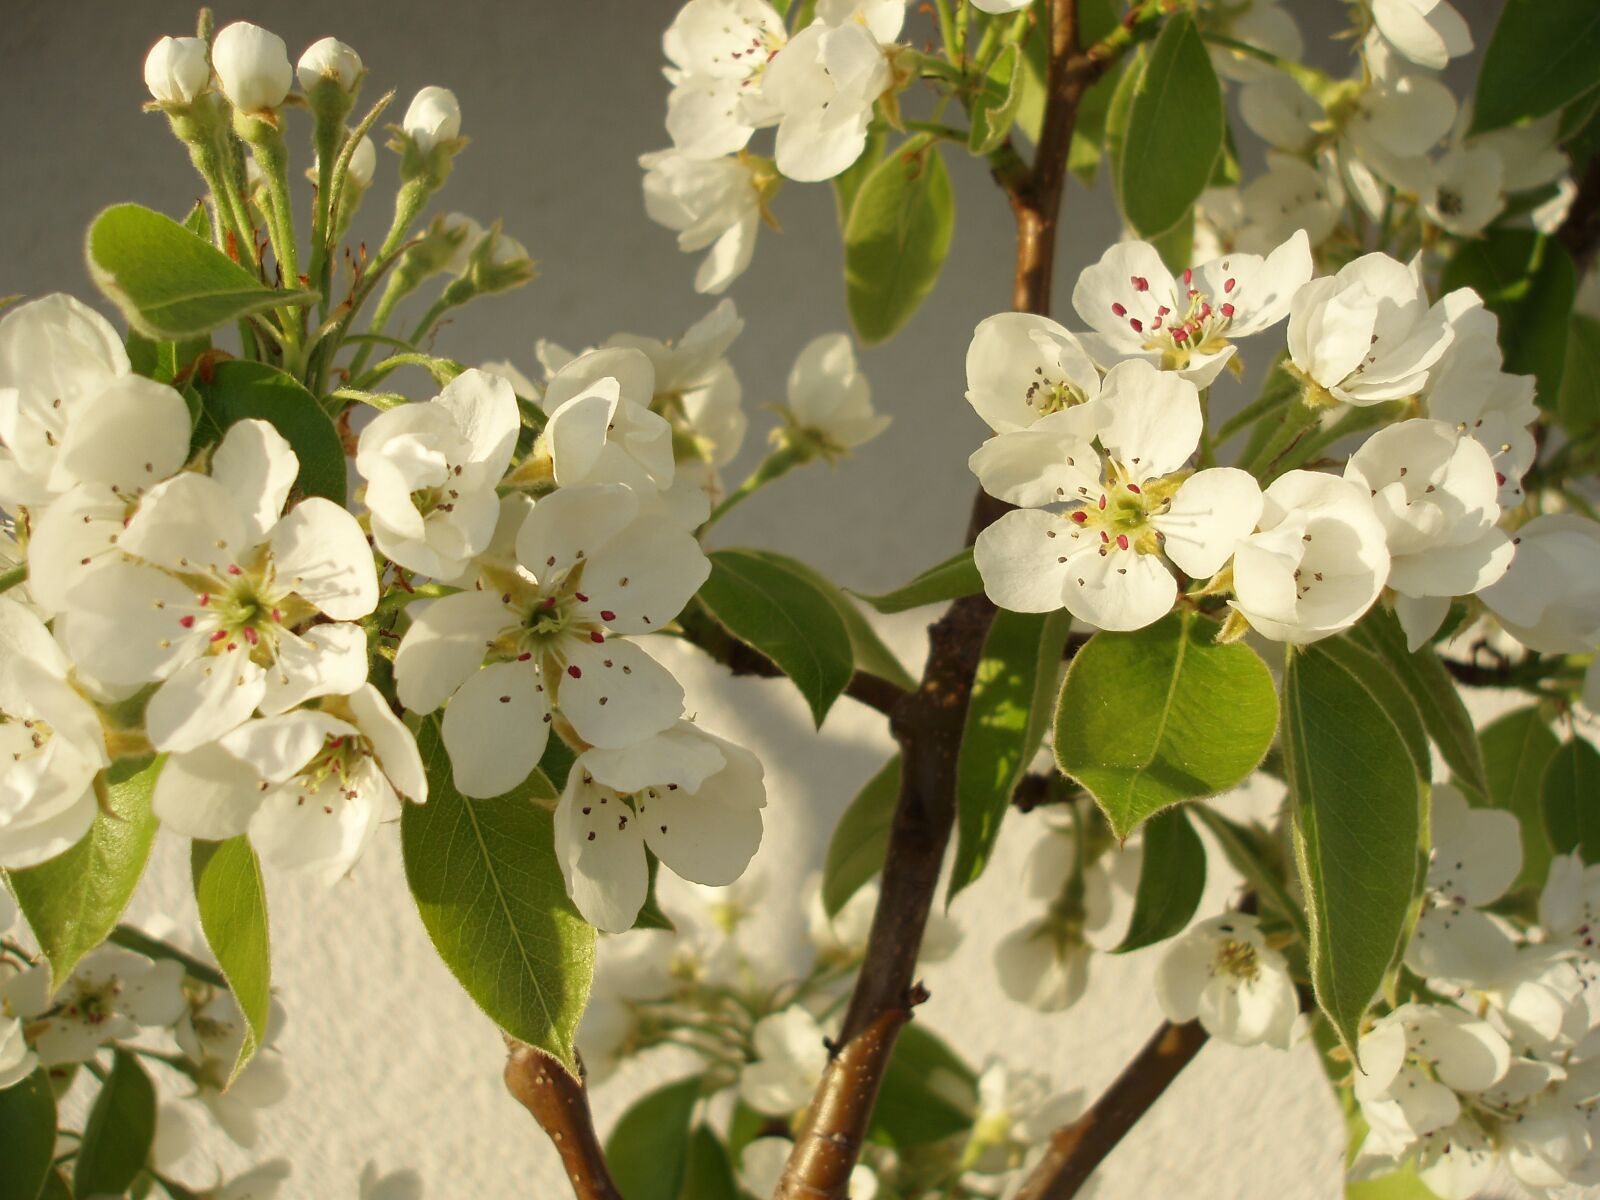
1543,737,1600,862
970,44,1025,155
126,328,210,389
401,720,593,1068
870,1024,978,1147
680,1127,741,1200
634,852,677,932
604,1077,700,1200
1150,210,1195,275
1113,807,1207,953
35,1171,72,1200
75,1050,157,1197
950,610,1070,901
697,549,856,726
1440,230,1576,410
844,134,956,345
1285,644,1422,1052
1320,638,1431,780
1352,607,1491,800
1479,706,1560,890
1559,314,1600,439
7,758,161,988
855,547,981,613
0,1070,55,1200
194,360,348,505
822,756,899,917
86,203,314,339
1116,14,1225,237
1471,0,1600,133
1055,613,1278,839
192,836,271,1084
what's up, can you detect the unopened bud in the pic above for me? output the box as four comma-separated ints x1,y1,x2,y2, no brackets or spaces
144,36,210,107
403,86,461,154
346,134,377,189
212,21,293,114
296,36,362,93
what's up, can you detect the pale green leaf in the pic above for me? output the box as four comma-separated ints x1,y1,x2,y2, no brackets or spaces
822,756,899,917
192,836,272,1084
855,547,981,614
604,1078,701,1200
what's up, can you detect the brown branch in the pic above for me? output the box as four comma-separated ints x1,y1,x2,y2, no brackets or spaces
504,1042,623,1200
1558,150,1600,277
1010,1021,1210,1200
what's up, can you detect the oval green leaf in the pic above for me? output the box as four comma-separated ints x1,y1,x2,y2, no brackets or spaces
74,1050,157,1198
1055,612,1278,840
681,1127,742,1200
855,547,982,614
844,134,956,345
1113,806,1207,954
401,720,594,1069
604,1077,701,1200
87,203,315,339
1471,0,1600,134
822,755,899,918
697,549,856,727
1115,13,1224,237
194,360,349,505
7,758,161,989
746,550,914,690
1285,644,1422,1053
0,1070,56,1200
1543,737,1600,862
871,1024,979,1147
192,836,272,1084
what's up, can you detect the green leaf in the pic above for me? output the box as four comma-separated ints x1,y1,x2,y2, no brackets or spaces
1559,314,1600,439
34,1171,72,1200
833,128,887,231
1150,209,1195,276
822,756,899,917
401,720,593,1068
950,610,1070,901
7,758,161,988
681,1127,741,1200
192,836,272,1084
1440,230,1576,410
844,134,956,345
1068,59,1126,184
194,360,349,505
86,203,314,339
126,328,210,389
1284,644,1422,1053
604,1077,701,1200
970,44,1025,155
0,1071,55,1200
1471,0,1600,133
1320,637,1430,780
1191,807,1306,939
856,547,981,613
1543,738,1600,862
1055,613,1278,839
1015,16,1049,145
1116,14,1224,237
1479,706,1560,890
744,550,914,690
697,549,856,726
634,852,677,932
74,1050,157,1198
1352,607,1491,800
1113,807,1207,953
870,1024,978,1148
1103,45,1146,205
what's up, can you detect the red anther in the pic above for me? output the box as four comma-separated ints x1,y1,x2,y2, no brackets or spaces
1131,276,1149,291
542,596,558,609
1224,278,1236,293
1221,303,1235,318
1100,530,1111,543
179,615,196,629
567,665,582,679
1157,305,1170,317
1182,268,1193,285
1098,494,1108,510
1116,534,1130,550
1129,318,1143,332
271,608,282,623
1495,472,1507,485
1112,302,1127,317
517,652,532,661
243,627,259,645
209,629,228,643
227,564,242,576
589,631,605,643
1172,327,1189,343
1070,511,1089,523
1127,484,1141,494
199,593,211,606
600,610,616,621
574,592,589,602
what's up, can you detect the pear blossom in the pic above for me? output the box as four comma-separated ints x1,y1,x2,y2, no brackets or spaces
968,1063,1082,1174
1237,155,1342,254
1205,0,1304,84
1538,852,1600,958
740,1005,829,1114
1355,1005,1512,1155
1480,516,1600,654
211,22,293,114
1404,785,1522,984
1286,253,1466,406
1154,914,1297,1048
144,36,211,106
663,0,787,159
1071,231,1312,387
152,684,426,882
973,361,1262,631
175,987,291,1146
739,1136,878,1200
1238,75,1321,154
0,596,108,869
0,293,192,519
780,332,889,455
0,946,185,1066
0,1012,35,1089
965,312,1100,435
537,349,676,492
54,420,378,750
394,485,707,797
357,368,520,579
576,930,677,1077
1421,147,1504,237
1341,44,1458,196
1351,1118,1497,1199
640,148,766,294
1345,420,1514,648
1469,113,1569,197
1231,470,1390,643
403,86,460,154
553,721,766,933
296,37,362,94
1371,0,1472,70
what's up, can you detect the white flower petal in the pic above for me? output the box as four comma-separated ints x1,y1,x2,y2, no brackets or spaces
145,647,267,753
211,419,298,545
393,589,508,713
270,499,378,620
559,637,683,749
1154,467,1262,579
441,659,549,798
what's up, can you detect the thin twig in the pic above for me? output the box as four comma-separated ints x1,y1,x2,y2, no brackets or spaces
503,1042,622,1200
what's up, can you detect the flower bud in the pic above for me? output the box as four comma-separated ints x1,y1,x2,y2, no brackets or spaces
296,36,362,93
212,21,293,114
346,134,377,189
403,86,461,154
144,36,210,107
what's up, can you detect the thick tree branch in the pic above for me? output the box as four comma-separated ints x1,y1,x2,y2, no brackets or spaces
504,1042,623,1200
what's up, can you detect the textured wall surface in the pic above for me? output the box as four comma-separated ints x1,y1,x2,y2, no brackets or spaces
0,2,1515,1196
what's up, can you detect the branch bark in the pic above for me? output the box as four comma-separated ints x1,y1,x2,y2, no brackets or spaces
504,1042,623,1200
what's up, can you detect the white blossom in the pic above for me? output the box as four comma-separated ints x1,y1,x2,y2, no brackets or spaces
0,1008,35,1090
1538,852,1600,958
402,86,460,154
1072,231,1312,387
296,37,362,94
965,312,1100,435
1371,0,1472,71
176,987,291,1146
345,133,377,189
1155,914,1297,1048
971,0,1034,12
1237,154,1342,255
640,149,766,294
782,332,889,453
575,930,677,1077
393,486,706,797
663,0,787,158
1421,147,1504,237
211,22,293,114
1231,470,1390,644
553,721,765,933
739,1005,829,1114
1207,0,1304,84
357,368,520,579
539,349,676,492
0,946,185,1066
810,876,961,966
144,36,211,106
973,360,1261,631
1480,516,1600,654
968,1062,1082,1174
1238,75,1321,154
